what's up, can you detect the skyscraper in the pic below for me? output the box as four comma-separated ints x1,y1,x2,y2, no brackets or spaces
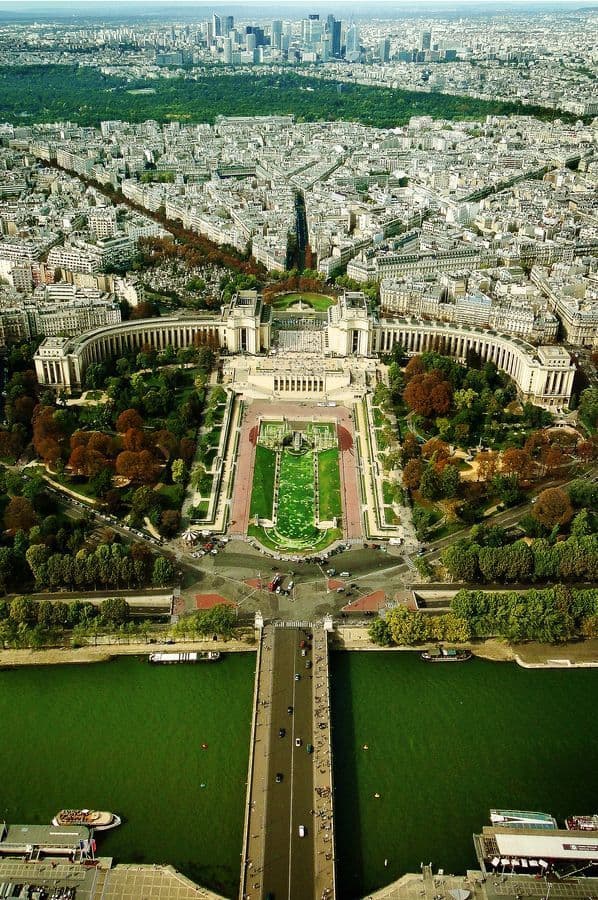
346,22,360,55
378,36,390,62
224,16,234,36
326,15,341,57
212,14,222,37
271,19,283,49
421,30,432,50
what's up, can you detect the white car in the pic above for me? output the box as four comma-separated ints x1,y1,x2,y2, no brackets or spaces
298,825,305,838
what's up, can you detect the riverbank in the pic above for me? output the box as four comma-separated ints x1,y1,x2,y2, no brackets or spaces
0,637,256,667
2,629,597,668
332,627,598,668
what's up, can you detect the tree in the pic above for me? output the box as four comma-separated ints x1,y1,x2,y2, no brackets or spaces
419,464,442,501
578,386,598,429
100,597,130,627
402,458,423,490
152,556,175,586
442,540,480,582
440,464,461,499
532,488,573,529
116,408,144,433
501,448,533,484
4,496,36,533
436,612,472,643
403,371,453,418
476,450,498,482
403,356,425,380
9,595,36,625
171,458,188,484
386,606,432,645
571,508,594,538
26,544,50,587
368,618,393,646
491,473,523,506
401,432,421,465
421,438,450,465
160,509,180,537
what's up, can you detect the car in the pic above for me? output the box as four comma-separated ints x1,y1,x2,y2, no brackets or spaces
339,571,350,578
294,673,300,681
298,825,305,838
306,744,314,754
306,660,312,669
278,728,286,738
275,772,283,783
299,640,306,648
301,648,307,656
295,737,302,747
287,705,293,714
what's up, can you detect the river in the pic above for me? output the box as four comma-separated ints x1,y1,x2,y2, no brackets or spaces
331,651,598,899
1,650,596,900
0,654,255,898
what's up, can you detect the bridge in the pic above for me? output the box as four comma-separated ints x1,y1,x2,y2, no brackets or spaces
240,623,336,900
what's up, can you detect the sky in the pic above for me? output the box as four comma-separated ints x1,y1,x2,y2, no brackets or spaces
0,0,593,19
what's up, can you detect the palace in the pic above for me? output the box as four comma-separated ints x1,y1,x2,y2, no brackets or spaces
34,290,575,409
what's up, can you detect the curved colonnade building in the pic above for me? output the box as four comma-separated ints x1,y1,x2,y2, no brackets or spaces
34,290,574,409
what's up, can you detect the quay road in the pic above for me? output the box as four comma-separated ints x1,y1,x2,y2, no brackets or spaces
241,625,335,900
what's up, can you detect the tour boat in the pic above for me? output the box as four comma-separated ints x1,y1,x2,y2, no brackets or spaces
148,651,221,664
420,646,472,662
52,810,121,831
490,809,557,829
565,815,598,832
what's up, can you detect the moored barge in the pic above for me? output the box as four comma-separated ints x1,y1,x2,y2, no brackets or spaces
149,651,221,664
421,646,472,662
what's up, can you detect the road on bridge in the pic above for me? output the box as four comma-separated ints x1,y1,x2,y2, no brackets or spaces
262,627,315,900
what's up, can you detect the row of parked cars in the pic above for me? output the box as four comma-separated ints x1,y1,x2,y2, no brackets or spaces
45,486,162,545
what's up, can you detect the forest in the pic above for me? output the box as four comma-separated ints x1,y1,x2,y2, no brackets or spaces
0,65,577,128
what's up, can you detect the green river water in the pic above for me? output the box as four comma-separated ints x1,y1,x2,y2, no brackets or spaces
1,652,597,900
331,652,598,899
0,654,255,898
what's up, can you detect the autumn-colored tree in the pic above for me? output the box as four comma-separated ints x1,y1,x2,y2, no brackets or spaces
541,446,564,475
153,429,178,460
501,448,533,484
524,430,549,457
4,496,37,533
68,444,89,476
403,372,453,418
178,437,196,464
70,430,89,450
532,488,573,529
421,438,450,467
402,458,423,490
115,449,159,484
577,439,597,462
116,409,144,434
401,431,421,464
122,427,152,453
476,450,498,483
87,432,116,457
32,404,66,465
403,356,425,381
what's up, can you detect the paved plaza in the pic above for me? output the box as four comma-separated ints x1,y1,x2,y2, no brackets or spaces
0,860,225,900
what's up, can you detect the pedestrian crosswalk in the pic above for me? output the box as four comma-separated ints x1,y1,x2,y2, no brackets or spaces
272,619,315,628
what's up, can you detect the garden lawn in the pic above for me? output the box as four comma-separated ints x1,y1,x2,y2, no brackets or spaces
272,292,337,312
276,449,318,541
249,444,276,520
318,448,342,521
